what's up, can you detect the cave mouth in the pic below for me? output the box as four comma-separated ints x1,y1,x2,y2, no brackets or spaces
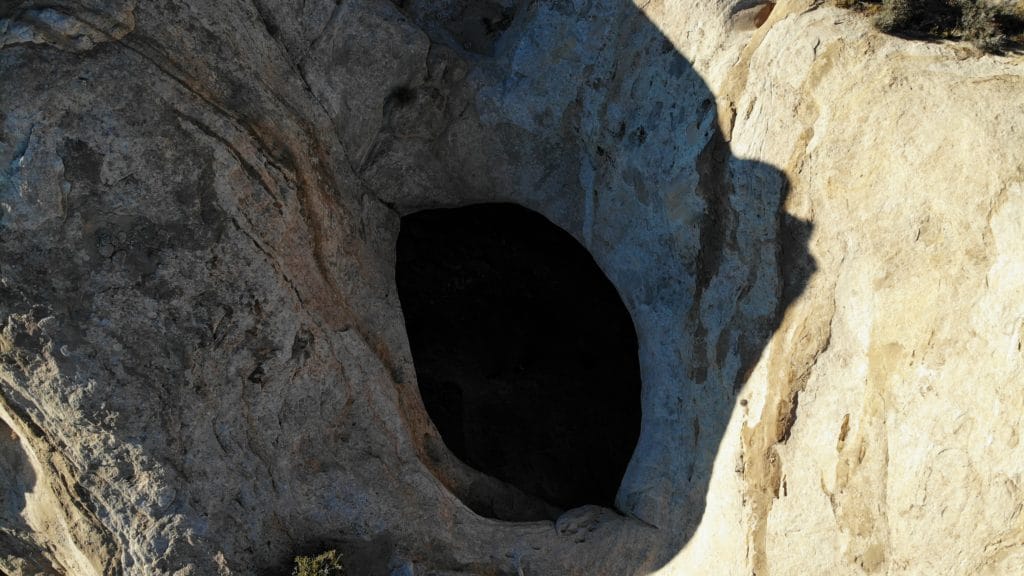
396,203,642,520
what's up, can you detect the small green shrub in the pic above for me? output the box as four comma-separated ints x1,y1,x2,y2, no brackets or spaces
292,550,346,576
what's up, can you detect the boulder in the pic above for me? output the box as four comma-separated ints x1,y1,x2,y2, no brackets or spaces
0,0,1021,573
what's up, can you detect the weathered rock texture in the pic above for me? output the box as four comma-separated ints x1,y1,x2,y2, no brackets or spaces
0,0,1022,574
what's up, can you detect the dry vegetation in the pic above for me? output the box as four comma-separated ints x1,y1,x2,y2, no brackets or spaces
291,550,347,576
835,0,1024,52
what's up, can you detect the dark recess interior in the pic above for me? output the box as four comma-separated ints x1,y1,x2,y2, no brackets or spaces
396,203,642,519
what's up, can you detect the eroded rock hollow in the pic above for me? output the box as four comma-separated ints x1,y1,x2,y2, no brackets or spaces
397,204,641,520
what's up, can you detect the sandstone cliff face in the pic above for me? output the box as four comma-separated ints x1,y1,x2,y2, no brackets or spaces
1,0,1022,574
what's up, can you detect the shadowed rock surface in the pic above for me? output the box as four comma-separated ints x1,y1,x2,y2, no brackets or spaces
1,0,1022,574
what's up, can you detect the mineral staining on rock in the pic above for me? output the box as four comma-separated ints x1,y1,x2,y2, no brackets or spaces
1,0,1022,574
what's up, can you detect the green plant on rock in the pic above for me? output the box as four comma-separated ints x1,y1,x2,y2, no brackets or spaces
292,550,346,576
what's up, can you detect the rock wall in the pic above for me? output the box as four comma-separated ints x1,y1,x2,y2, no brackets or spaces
0,0,1021,574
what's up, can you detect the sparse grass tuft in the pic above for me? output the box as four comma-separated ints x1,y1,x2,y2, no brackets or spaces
292,550,346,576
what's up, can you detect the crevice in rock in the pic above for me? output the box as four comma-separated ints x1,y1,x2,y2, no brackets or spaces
396,203,642,520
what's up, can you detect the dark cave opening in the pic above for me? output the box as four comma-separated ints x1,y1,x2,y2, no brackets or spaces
396,203,642,520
